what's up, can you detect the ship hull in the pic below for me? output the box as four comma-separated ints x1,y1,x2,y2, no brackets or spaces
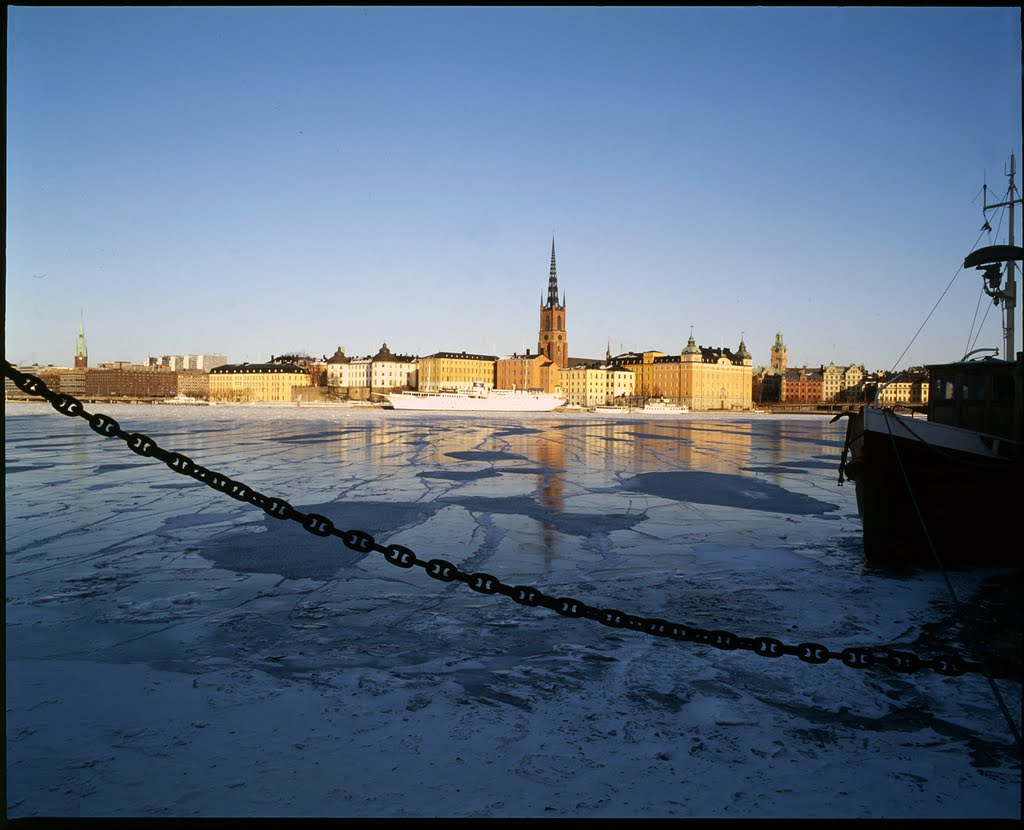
387,391,565,412
643,406,689,414
841,406,1022,568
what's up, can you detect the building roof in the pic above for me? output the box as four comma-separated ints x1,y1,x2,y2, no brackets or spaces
366,343,416,363
784,367,824,382
326,346,350,365
499,353,555,366
424,351,498,361
210,363,308,374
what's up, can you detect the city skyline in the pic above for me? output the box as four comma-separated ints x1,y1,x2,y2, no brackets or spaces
6,7,1022,371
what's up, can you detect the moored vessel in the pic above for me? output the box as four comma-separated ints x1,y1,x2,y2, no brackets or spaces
643,398,690,414
836,156,1023,568
387,381,565,412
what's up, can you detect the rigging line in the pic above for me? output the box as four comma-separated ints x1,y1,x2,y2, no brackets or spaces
967,296,997,357
963,284,987,359
987,202,1007,242
888,227,988,373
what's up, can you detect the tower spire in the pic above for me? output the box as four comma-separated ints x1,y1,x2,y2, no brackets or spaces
538,237,568,369
546,236,560,309
74,311,88,368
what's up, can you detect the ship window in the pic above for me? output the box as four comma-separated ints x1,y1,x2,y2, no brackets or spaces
993,374,1015,402
934,377,954,401
962,374,986,402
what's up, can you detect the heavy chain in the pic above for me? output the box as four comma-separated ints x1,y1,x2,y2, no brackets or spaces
4,361,1017,680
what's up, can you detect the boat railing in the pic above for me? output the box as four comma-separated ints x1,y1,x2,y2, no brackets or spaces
959,347,1000,362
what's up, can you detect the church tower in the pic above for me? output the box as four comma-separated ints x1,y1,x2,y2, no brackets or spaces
538,238,568,368
770,330,787,374
74,313,88,369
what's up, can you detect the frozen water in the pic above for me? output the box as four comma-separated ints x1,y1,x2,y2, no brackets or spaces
4,402,1021,818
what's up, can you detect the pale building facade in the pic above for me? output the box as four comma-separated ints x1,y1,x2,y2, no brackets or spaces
325,346,352,391
559,365,635,407
822,362,844,402
208,363,311,402
368,343,417,393
874,370,929,406
839,364,866,402
822,362,866,402
348,358,372,390
417,352,497,392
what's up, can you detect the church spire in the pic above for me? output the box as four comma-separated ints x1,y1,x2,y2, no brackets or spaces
538,237,568,369
74,311,88,368
545,236,561,309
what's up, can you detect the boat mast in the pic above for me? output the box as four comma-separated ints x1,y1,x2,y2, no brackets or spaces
983,153,1020,359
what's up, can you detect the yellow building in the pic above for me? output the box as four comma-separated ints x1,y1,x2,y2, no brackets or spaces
613,334,753,411
417,351,497,392
822,361,866,402
875,370,929,407
208,362,311,402
611,350,665,397
822,362,843,402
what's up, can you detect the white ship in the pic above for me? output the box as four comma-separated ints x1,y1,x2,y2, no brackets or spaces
387,381,565,412
160,394,209,406
643,399,689,414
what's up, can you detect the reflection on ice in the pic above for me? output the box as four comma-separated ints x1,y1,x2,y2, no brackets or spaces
623,470,839,514
4,403,1021,818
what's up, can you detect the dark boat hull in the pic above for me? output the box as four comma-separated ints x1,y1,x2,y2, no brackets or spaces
842,407,1022,568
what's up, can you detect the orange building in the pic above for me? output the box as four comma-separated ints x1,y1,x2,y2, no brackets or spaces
496,351,559,393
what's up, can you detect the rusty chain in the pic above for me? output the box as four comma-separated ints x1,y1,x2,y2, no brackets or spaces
4,360,1019,681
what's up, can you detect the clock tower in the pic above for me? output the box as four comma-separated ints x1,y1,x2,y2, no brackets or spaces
538,238,568,369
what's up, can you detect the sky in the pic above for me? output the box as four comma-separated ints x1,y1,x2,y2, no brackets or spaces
5,6,1022,372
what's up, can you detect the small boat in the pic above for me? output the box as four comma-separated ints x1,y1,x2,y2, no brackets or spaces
835,156,1023,568
160,394,209,406
387,381,565,412
643,399,690,414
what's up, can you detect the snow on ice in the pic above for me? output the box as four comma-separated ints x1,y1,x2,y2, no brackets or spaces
4,403,1021,818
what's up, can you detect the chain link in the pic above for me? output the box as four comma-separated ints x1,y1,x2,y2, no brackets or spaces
4,360,1017,680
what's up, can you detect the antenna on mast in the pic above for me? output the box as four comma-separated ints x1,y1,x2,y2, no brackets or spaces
979,153,1020,359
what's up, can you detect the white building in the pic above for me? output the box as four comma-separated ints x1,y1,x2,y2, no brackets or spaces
559,364,635,407
150,354,227,372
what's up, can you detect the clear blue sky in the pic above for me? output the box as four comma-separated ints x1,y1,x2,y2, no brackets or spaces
6,6,1022,371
